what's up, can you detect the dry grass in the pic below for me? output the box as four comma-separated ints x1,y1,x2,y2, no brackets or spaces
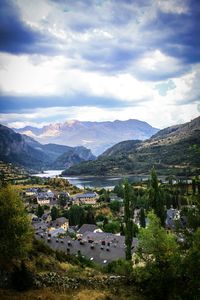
0,287,145,300
0,288,111,300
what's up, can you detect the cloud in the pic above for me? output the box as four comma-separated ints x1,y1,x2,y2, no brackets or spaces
0,0,51,54
1,102,199,130
156,0,189,14
0,0,199,130
0,52,154,103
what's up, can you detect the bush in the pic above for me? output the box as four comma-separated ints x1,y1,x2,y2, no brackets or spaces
10,261,35,291
35,255,57,271
106,259,132,276
104,221,120,233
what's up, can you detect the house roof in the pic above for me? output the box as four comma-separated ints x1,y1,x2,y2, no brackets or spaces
49,227,66,237
78,224,101,234
76,192,97,199
54,217,68,226
35,232,138,265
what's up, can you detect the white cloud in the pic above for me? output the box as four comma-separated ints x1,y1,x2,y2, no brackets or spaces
0,0,199,131
0,52,154,102
1,101,199,130
132,49,188,80
156,0,189,14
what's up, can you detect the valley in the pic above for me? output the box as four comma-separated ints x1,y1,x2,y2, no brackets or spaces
1,0,199,298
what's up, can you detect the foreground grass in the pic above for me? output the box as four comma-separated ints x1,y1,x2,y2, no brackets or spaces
0,287,145,300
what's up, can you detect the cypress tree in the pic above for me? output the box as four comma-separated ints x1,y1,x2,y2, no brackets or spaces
124,180,136,260
148,168,166,226
139,207,146,228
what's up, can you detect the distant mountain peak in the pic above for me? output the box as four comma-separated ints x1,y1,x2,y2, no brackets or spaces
64,120,80,126
15,119,159,155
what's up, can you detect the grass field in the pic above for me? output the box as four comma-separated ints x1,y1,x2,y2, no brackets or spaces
0,287,145,300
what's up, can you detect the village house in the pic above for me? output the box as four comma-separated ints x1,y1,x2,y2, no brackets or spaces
41,213,52,224
49,227,66,237
77,224,103,237
50,217,69,231
37,195,51,206
25,188,38,196
37,189,56,206
73,192,99,205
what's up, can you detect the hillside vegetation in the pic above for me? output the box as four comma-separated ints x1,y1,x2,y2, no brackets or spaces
0,125,95,171
63,116,200,176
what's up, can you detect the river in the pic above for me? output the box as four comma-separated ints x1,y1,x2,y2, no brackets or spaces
33,170,150,189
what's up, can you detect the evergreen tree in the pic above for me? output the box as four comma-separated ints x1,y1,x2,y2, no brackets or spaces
51,206,59,221
139,208,146,228
36,204,44,218
68,205,85,226
148,168,165,226
192,178,196,195
86,208,95,224
124,180,136,260
0,185,33,269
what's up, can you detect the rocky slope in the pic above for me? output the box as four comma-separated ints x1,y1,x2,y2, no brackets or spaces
0,124,95,170
62,116,200,176
16,119,159,155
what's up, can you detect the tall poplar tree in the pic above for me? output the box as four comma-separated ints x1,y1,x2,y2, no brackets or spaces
124,180,136,260
148,168,165,226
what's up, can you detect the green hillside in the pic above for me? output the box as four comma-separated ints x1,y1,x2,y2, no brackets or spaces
62,116,200,176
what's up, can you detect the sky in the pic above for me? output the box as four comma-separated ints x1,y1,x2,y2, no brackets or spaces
0,0,199,129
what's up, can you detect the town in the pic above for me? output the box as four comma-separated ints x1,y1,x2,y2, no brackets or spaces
14,173,198,265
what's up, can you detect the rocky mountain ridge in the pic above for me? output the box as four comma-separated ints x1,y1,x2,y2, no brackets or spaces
15,119,159,155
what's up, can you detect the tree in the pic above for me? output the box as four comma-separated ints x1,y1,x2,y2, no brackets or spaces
86,208,95,224
0,185,33,269
113,183,124,198
124,180,136,260
181,228,200,299
68,205,85,226
148,168,165,226
134,212,180,299
58,193,69,208
109,200,121,213
36,204,44,218
192,178,196,195
0,170,6,188
104,221,120,234
51,206,59,221
139,208,146,228
99,189,110,202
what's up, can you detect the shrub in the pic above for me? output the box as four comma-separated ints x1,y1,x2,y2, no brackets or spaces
10,261,35,291
106,259,132,276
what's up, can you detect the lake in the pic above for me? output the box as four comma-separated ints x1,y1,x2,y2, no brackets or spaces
33,170,150,189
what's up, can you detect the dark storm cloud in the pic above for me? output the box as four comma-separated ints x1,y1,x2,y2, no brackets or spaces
144,3,200,65
0,0,51,54
0,94,143,113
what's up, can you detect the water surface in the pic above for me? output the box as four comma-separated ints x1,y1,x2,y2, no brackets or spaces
33,170,149,189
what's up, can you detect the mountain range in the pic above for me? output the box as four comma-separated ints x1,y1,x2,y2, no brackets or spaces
62,116,200,176
15,119,159,155
0,124,95,170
